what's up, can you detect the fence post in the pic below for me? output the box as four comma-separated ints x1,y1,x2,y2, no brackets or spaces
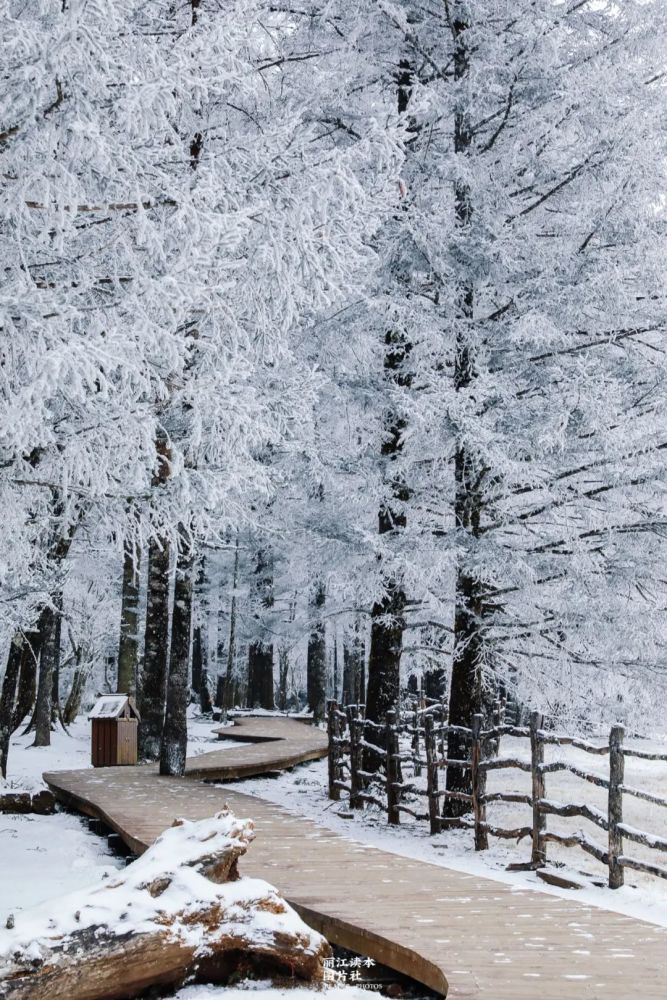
386,708,400,825
425,713,440,835
608,724,625,889
327,700,341,801
471,713,488,851
348,705,363,809
530,711,546,866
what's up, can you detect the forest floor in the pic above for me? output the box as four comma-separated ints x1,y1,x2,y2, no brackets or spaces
0,710,237,913
233,731,667,930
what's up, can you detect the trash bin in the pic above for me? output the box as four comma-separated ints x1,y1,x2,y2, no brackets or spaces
89,694,141,767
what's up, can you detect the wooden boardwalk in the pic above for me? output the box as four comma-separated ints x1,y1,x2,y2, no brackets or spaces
191,715,328,779
43,720,667,999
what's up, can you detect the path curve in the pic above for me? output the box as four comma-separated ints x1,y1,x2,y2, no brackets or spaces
43,718,667,999
191,715,328,779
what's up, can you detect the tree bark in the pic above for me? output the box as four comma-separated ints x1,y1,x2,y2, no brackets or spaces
277,646,289,711
63,654,89,726
192,555,213,714
0,636,22,778
366,582,405,728
342,619,365,706
160,538,194,776
364,60,414,746
139,537,171,760
307,582,327,722
49,608,63,728
246,547,274,710
223,533,239,711
12,629,40,731
33,601,61,748
445,7,484,817
117,538,141,696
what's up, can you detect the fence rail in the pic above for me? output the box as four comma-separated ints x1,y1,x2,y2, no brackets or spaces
326,699,667,890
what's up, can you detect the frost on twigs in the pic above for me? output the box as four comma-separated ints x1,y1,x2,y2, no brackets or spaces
0,806,330,1000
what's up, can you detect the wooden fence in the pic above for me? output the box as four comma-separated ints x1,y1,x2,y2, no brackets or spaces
326,699,667,889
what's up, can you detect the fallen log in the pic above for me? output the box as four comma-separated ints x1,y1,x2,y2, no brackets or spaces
0,807,330,1000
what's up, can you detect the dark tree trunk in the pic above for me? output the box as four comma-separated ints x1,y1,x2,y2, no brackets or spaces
33,602,60,747
246,547,274,710
138,537,171,760
191,556,213,714
160,539,194,776
117,539,141,696
366,583,405,727
277,646,289,711
50,607,63,727
214,673,224,710
343,620,365,706
222,532,239,711
424,668,446,700
307,583,326,723
364,60,414,747
63,655,88,726
12,629,41,731
0,636,22,778
247,642,274,709
445,9,484,817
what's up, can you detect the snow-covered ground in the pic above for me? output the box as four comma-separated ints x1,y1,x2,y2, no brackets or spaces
176,986,382,1000
232,735,667,929
0,711,243,916
0,811,125,914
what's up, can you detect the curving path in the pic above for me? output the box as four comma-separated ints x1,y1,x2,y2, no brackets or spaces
44,717,667,999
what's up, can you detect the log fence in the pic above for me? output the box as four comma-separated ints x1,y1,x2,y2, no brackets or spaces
326,698,667,889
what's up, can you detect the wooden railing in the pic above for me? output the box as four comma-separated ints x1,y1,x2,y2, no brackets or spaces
326,699,667,889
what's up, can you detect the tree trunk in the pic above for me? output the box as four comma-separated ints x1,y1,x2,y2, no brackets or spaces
63,658,89,726
12,630,40,731
117,538,141,696
33,602,61,748
364,62,414,744
366,582,405,728
138,537,171,760
192,555,213,714
247,643,274,710
307,582,327,723
445,9,483,817
49,608,63,728
0,636,22,778
343,619,365,706
246,546,274,710
277,646,289,711
160,539,194,776
222,534,239,711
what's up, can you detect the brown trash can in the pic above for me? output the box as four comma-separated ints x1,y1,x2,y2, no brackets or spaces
89,695,141,767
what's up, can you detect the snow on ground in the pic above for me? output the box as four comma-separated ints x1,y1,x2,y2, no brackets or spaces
231,733,667,930
176,985,381,1000
0,710,240,917
0,812,124,913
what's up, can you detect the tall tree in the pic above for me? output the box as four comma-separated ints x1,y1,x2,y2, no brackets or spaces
306,582,327,722
247,547,275,710
160,533,194,776
117,536,141,697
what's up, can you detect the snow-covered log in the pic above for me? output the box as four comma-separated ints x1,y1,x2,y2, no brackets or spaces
0,808,330,1000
